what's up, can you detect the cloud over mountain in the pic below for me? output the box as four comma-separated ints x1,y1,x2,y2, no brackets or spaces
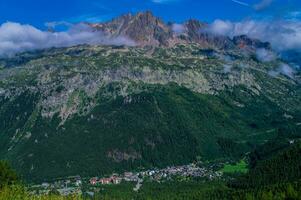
269,63,295,78
2,10,301,58
206,19,301,52
172,23,186,35
0,22,135,57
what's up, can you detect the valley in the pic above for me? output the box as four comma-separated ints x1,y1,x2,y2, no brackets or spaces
0,10,301,200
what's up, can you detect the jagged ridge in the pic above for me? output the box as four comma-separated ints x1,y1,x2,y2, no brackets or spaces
88,11,270,50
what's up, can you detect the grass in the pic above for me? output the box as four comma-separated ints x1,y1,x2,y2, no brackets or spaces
220,160,248,174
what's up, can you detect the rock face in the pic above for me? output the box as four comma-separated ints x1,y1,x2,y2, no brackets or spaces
90,11,172,46
89,11,270,50
233,35,271,51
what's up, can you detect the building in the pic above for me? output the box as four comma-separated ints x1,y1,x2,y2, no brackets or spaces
124,172,133,177
89,177,98,185
99,178,112,184
75,179,82,186
112,177,122,184
98,176,122,185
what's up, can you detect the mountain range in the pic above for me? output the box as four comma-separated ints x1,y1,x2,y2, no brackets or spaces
87,11,270,50
0,11,300,182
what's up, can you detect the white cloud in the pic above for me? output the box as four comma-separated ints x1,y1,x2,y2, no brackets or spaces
206,20,234,36
0,22,135,57
269,63,295,79
206,19,301,52
253,0,273,11
172,23,186,35
45,21,72,30
231,0,250,7
230,0,273,10
256,48,277,62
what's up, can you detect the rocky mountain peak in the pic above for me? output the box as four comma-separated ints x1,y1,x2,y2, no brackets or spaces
185,19,206,33
135,10,158,23
89,12,271,51
90,11,170,46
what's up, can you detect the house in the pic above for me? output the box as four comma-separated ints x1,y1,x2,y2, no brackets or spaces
112,177,122,184
99,178,112,184
148,170,155,176
89,177,98,185
75,176,82,186
124,172,135,181
75,179,82,186
124,172,133,177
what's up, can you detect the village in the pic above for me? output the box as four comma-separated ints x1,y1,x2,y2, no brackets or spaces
89,163,222,186
29,163,222,196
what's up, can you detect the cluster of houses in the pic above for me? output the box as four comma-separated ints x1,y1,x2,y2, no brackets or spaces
30,176,83,196
139,164,222,181
30,163,223,196
90,175,122,185
88,163,222,186
89,172,141,185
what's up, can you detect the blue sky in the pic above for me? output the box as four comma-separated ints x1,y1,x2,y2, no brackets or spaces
0,0,300,29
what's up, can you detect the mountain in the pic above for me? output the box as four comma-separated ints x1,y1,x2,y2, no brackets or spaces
0,12,301,183
90,11,172,46
88,11,269,51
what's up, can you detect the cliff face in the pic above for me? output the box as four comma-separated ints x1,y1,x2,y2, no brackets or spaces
90,11,172,46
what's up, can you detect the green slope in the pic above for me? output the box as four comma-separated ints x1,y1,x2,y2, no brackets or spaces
0,44,300,182
0,83,299,182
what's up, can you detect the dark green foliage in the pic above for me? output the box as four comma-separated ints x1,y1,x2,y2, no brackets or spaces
217,138,248,159
0,91,39,156
248,136,295,168
1,83,301,182
0,161,18,188
230,142,301,189
211,181,301,200
212,141,301,199
81,180,301,200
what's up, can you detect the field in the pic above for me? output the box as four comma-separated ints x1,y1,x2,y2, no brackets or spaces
220,160,248,174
